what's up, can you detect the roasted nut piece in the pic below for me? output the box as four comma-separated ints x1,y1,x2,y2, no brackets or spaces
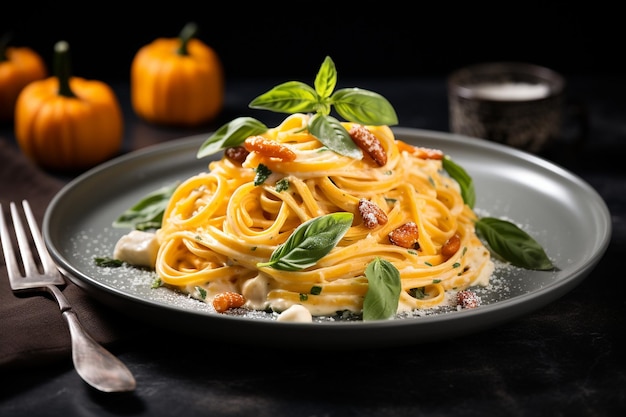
244,135,297,161
441,233,461,258
213,291,246,313
349,125,387,166
225,146,250,164
358,198,388,229
413,146,444,160
388,221,419,248
396,140,444,160
456,289,480,309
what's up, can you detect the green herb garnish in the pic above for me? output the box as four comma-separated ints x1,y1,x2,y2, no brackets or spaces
257,212,353,271
275,177,290,192
113,182,178,230
254,163,272,186
475,217,554,270
196,56,398,160
195,286,207,300
362,258,401,321
310,285,323,295
151,277,162,289
443,157,554,270
197,117,267,159
410,287,427,299
94,257,124,267
442,155,475,209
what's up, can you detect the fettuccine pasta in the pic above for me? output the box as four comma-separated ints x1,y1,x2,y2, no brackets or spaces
153,113,494,317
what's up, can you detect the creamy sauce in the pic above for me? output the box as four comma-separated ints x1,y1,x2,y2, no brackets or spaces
276,304,313,322
113,230,159,267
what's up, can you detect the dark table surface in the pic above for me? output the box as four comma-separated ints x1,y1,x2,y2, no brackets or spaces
1,75,624,417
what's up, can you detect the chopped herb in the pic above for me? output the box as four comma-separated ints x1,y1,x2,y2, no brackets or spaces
452,262,461,268
300,294,309,301
254,164,272,185
94,256,124,267
195,286,207,300
151,277,162,289
275,177,290,192
410,287,426,299
433,279,441,283
310,285,322,295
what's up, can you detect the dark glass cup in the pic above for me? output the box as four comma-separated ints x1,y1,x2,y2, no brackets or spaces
448,62,565,153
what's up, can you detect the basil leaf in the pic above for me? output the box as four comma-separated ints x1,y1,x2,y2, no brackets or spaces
475,217,554,270
314,56,337,99
207,56,400,163
363,258,401,321
197,117,267,158
113,182,178,230
308,113,363,160
331,88,399,126
442,155,476,208
249,81,320,114
257,212,353,271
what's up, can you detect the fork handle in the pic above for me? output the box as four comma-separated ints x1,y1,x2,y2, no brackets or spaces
46,285,136,392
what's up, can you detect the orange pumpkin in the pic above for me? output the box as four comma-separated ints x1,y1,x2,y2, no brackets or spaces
14,41,123,171
0,34,47,122
131,22,224,127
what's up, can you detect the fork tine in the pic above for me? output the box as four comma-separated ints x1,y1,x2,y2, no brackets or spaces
10,201,41,278
21,200,59,277
0,202,23,282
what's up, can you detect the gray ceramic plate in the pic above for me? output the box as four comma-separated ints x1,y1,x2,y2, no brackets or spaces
43,128,612,349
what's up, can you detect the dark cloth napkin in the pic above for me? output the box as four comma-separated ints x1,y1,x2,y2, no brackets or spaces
0,138,127,370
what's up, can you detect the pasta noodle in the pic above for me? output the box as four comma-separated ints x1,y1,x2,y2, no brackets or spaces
154,113,494,317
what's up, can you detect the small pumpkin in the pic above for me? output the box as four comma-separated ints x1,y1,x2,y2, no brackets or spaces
14,41,123,171
0,33,47,122
131,22,224,127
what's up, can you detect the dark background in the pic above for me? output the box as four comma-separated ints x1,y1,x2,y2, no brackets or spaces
2,4,623,83
2,6,626,416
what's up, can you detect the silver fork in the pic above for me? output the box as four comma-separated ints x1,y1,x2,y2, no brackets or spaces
0,200,136,392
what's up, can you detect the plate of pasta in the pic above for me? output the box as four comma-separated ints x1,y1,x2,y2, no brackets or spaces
43,57,611,348
43,124,611,349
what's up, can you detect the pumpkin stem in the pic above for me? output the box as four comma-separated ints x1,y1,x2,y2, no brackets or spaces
177,22,198,56
54,40,77,98
0,32,11,62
